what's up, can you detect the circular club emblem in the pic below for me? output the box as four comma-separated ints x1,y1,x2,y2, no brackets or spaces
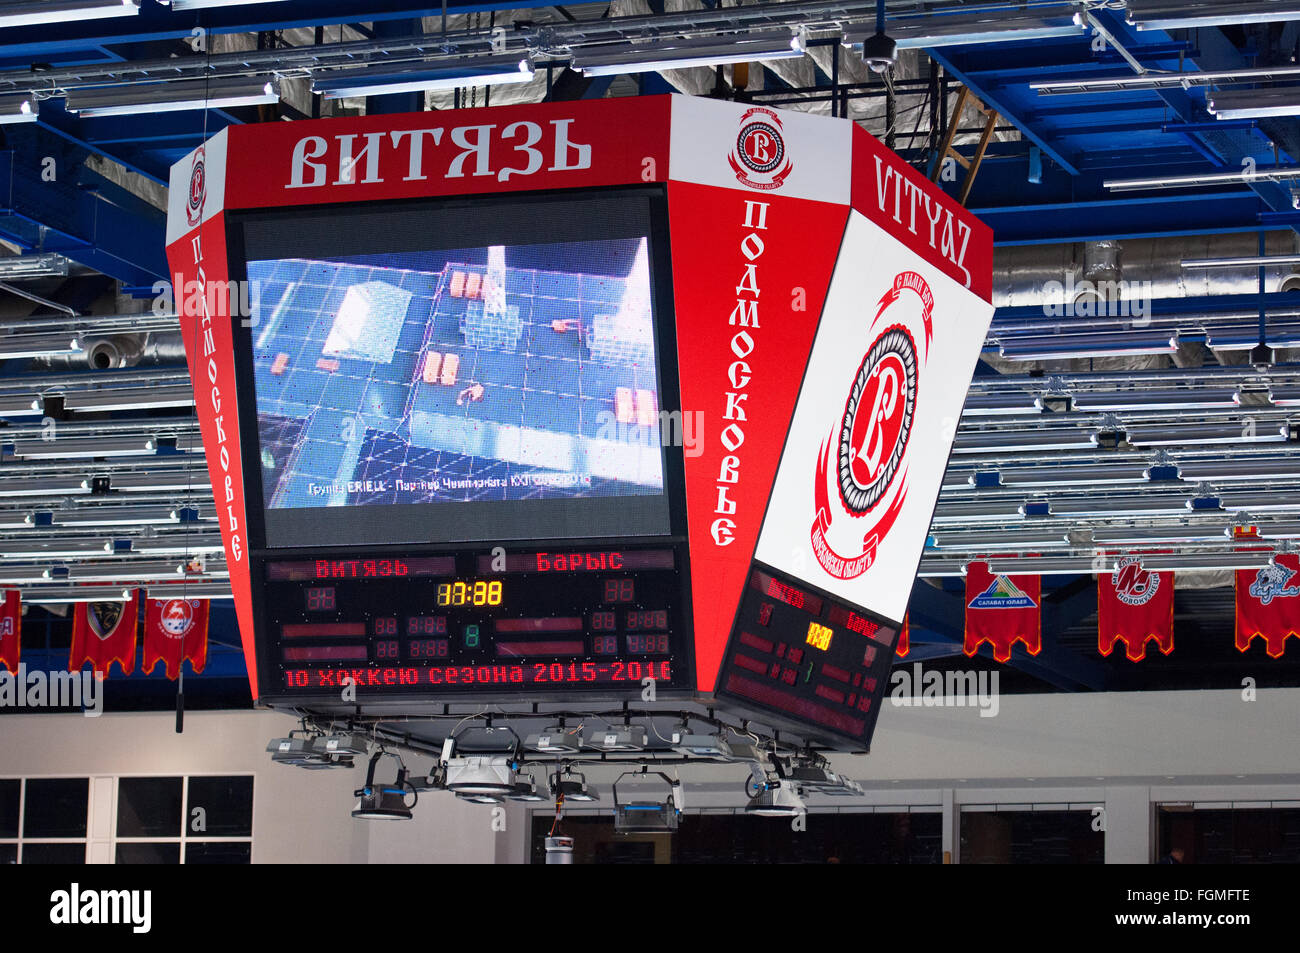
161,599,195,639
837,326,917,514
1113,559,1158,606
736,120,785,175
186,148,206,227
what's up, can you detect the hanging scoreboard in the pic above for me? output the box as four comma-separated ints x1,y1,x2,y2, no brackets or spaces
165,95,993,749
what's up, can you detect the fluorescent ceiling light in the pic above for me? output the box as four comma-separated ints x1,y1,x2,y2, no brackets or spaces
952,431,1099,454
108,471,211,492
1209,88,1300,121
1050,497,1213,518
1089,526,1232,545
0,95,35,124
575,35,802,77
1128,1,1300,30
0,0,138,29
1178,459,1300,481
1128,553,1276,572
126,538,225,556
985,556,1102,575
1071,389,1239,411
917,559,968,577
0,334,80,360
0,253,70,280
1126,422,1290,447
50,506,181,528
1032,65,1300,95
314,58,533,99
0,477,90,498
67,76,280,117
1105,167,1300,191
61,384,195,413
997,466,1148,487
9,437,155,459
170,0,289,8
844,11,1085,50
65,560,221,583
0,539,114,559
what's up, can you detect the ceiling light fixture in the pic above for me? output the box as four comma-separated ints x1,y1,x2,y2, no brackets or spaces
0,0,138,29
66,76,280,117
574,34,802,77
1127,1,1300,30
313,57,533,99
1105,167,1300,192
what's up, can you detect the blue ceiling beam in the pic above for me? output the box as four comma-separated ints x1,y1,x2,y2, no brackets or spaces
927,47,1082,176
0,126,166,287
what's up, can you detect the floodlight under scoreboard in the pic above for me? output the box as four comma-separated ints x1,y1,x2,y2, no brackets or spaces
165,96,993,751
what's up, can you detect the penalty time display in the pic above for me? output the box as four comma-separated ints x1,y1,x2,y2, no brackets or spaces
166,95,992,749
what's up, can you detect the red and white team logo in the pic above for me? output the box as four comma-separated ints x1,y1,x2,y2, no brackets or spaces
1112,557,1159,606
812,271,934,579
728,107,792,191
186,146,206,228
159,599,196,639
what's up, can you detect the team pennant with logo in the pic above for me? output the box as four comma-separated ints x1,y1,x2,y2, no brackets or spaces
143,596,210,679
1098,558,1174,661
1236,552,1300,658
69,593,139,676
0,590,19,675
964,561,1041,662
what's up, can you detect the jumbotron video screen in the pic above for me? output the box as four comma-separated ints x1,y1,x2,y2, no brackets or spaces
231,191,676,548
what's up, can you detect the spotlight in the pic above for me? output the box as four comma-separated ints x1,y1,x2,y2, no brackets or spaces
612,769,684,834
550,770,599,802
444,756,517,797
352,754,415,821
312,732,371,758
788,761,860,794
505,774,547,802
544,835,575,864
745,781,806,817
670,726,733,760
455,793,505,805
267,734,353,769
586,725,648,752
525,726,583,754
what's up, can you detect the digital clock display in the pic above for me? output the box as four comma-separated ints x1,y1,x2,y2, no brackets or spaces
259,545,689,698
436,580,503,607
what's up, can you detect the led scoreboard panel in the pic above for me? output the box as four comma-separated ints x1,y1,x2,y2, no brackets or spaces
166,95,993,749
265,547,690,696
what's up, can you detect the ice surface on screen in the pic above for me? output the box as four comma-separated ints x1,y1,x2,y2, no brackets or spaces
247,238,665,513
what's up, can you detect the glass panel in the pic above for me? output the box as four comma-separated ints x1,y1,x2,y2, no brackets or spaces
185,777,253,837
116,842,180,864
185,841,251,864
23,778,88,838
116,777,183,838
22,843,85,864
0,844,15,865
0,780,18,838
960,810,1104,864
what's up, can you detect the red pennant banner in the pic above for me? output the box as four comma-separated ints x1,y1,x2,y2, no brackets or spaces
0,591,19,675
144,596,210,679
896,615,910,658
69,593,139,676
1236,553,1300,658
964,561,1041,662
1098,558,1174,661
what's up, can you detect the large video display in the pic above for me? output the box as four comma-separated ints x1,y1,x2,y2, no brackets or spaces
232,191,675,548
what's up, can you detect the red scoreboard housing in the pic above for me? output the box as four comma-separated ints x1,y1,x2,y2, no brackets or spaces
165,95,992,750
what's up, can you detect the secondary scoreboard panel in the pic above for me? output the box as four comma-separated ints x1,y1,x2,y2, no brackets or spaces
259,544,691,699
715,566,899,749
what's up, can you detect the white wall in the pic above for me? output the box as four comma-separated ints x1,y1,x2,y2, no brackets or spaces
2,686,1298,863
